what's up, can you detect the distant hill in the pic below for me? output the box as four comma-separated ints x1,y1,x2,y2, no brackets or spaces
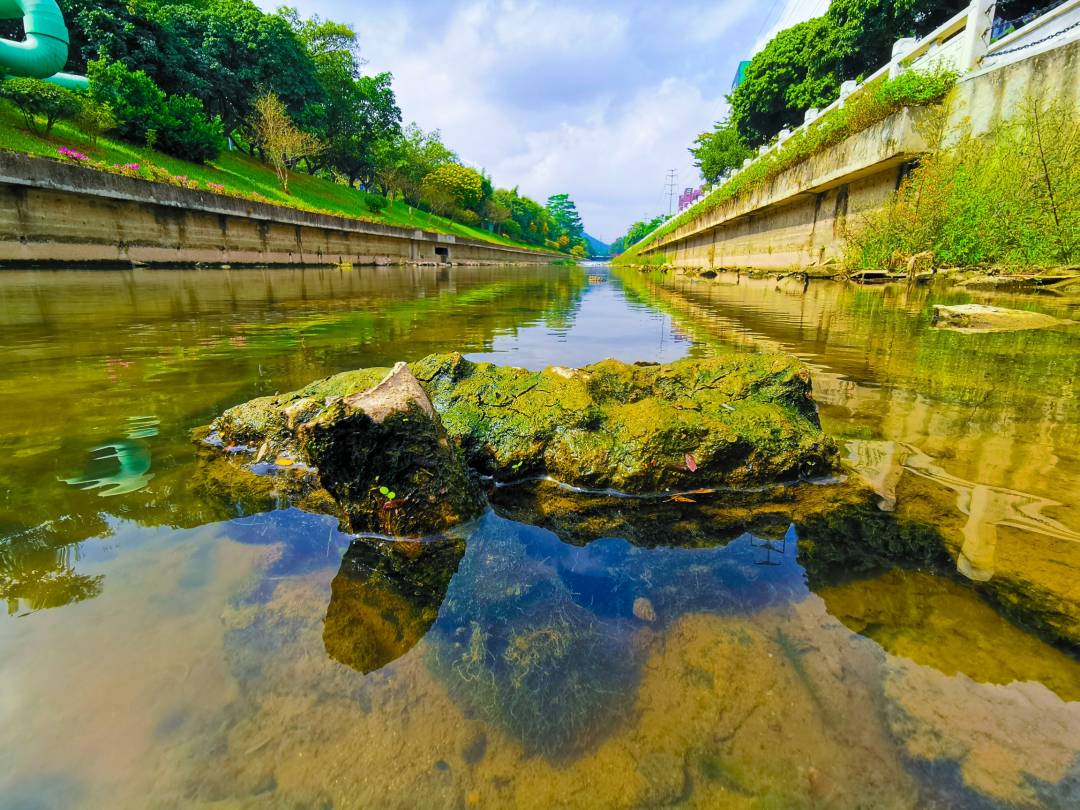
583,232,610,257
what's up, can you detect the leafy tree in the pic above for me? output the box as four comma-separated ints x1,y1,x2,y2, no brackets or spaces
281,10,401,185
728,16,837,146
421,163,486,215
618,215,669,249
155,94,224,163
382,124,459,205
691,119,752,183
73,97,117,145
249,92,324,193
545,193,585,241
0,78,82,135
727,0,966,146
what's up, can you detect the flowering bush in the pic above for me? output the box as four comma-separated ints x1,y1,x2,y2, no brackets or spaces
58,147,88,162
112,162,142,178
206,182,225,193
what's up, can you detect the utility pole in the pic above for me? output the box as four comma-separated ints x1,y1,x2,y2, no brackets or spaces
664,169,678,216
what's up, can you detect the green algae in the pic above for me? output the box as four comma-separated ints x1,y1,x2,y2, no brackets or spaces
210,350,839,497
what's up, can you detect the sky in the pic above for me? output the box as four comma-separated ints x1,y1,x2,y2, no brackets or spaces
258,0,830,242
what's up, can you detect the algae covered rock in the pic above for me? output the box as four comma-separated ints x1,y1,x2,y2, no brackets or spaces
209,351,838,500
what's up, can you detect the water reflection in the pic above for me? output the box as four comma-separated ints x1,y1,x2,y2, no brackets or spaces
617,269,1080,646
2,265,1080,808
324,536,464,674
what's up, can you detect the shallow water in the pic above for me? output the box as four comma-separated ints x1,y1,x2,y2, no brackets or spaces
1,264,1079,808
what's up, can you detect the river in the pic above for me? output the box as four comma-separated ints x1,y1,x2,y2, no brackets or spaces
0,264,1078,808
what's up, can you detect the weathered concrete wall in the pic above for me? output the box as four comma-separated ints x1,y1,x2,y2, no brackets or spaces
641,38,1079,271
0,151,559,268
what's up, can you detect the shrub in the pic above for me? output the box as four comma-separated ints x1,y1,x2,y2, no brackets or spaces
87,59,222,163
456,208,480,226
0,77,82,135
845,98,1079,270
154,94,223,163
365,194,389,213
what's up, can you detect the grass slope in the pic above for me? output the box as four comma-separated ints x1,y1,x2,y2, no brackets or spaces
0,101,544,252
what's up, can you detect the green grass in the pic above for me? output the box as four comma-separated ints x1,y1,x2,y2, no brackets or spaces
0,100,545,252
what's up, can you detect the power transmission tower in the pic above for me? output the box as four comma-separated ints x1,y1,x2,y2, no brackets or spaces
664,169,678,215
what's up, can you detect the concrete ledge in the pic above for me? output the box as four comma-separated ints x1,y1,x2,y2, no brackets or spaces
0,151,560,268
649,106,927,257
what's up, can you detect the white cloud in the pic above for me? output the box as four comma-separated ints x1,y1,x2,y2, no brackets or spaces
257,1,780,242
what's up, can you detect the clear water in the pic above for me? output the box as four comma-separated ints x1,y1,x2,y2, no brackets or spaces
1,264,1078,808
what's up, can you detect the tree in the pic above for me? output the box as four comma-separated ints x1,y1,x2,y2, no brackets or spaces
618,215,669,249
545,193,585,242
691,119,751,183
0,78,82,135
249,93,324,193
421,163,485,216
727,0,966,146
281,9,402,186
484,197,511,233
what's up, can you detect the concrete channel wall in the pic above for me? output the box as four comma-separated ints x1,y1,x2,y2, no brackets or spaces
639,35,1079,271
0,151,560,268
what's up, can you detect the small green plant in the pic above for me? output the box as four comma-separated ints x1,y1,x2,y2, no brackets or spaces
0,78,82,136
378,485,397,501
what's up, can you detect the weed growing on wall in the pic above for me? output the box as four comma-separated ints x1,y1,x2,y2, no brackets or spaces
627,67,957,256
846,97,1079,270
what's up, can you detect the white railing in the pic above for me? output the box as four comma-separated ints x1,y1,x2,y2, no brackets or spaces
636,0,1080,251
983,0,1080,68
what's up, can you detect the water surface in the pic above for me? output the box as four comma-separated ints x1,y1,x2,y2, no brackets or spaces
1,264,1078,808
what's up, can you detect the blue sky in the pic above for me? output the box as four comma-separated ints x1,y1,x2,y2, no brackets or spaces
259,1,829,241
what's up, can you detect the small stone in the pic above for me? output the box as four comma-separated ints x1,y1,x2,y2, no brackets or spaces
633,596,657,623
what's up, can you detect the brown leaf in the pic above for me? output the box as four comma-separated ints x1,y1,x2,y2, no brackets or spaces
668,495,697,503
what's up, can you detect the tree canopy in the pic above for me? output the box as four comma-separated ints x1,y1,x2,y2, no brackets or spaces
726,0,967,148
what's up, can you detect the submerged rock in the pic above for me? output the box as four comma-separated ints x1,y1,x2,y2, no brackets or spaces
932,304,1074,333
208,351,838,509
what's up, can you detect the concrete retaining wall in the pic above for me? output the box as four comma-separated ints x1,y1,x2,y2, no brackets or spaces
640,38,1079,271
0,151,559,268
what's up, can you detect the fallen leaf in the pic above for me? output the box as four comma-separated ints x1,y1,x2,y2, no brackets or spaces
685,454,698,472
274,457,293,467
668,495,697,503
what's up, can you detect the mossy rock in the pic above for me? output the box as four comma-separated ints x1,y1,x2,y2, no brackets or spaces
209,351,838,498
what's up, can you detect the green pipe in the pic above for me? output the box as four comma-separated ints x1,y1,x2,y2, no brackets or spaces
45,71,88,90
0,0,72,80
